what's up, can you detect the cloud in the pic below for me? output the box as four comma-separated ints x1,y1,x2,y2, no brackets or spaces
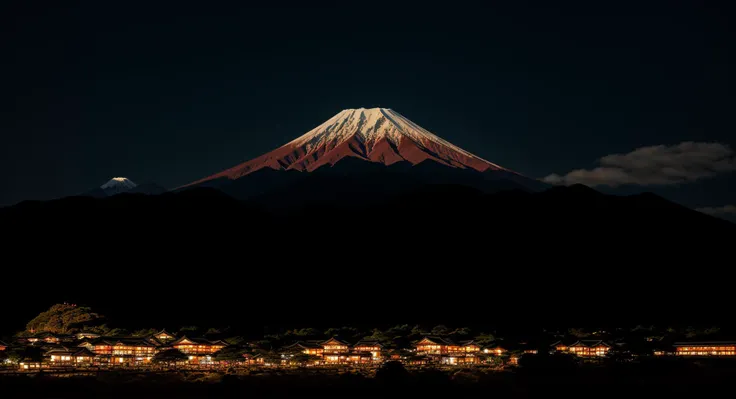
543,142,736,187
696,205,736,217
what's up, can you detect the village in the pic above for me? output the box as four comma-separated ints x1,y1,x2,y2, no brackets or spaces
1,328,735,373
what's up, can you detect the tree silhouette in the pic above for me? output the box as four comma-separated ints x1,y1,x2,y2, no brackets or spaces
25,303,101,334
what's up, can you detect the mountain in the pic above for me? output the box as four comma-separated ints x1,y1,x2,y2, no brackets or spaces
186,108,544,196
84,177,166,197
101,177,137,193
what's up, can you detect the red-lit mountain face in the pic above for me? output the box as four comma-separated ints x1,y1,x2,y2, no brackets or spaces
188,108,518,186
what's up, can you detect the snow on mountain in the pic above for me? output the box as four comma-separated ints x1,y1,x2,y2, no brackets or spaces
189,108,516,186
100,177,137,195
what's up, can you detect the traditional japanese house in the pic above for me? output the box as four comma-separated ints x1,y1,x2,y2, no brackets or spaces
440,354,479,365
414,337,458,355
482,344,507,356
458,340,482,353
321,337,351,354
47,347,95,365
27,332,71,344
152,329,175,342
673,341,736,356
353,340,384,360
567,340,611,357
88,338,159,364
76,332,100,340
282,341,324,357
243,353,265,365
169,336,228,364
323,352,372,364
19,361,42,370
550,341,569,353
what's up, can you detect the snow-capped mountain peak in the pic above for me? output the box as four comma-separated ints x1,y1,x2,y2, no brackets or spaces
188,107,514,186
101,177,137,190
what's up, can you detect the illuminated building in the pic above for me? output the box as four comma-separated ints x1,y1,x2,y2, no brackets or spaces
169,336,228,364
482,344,507,356
75,332,100,340
47,347,95,365
152,329,175,342
413,337,482,365
566,340,610,357
674,341,736,356
550,341,569,352
281,341,324,357
87,338,159,364
414,337,458,355
26,332,72,345
353,340,384,360
321,337,350,354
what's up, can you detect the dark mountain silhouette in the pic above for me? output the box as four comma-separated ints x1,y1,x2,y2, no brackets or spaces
2,182,733,334
82,178,167,198
186,158,543,207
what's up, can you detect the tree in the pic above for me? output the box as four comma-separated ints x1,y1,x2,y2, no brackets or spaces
448,327,473,341
474,332,496,346
386,324,411,336
152,349,188,367
225,336,245,345
179,326,200,334
105,328,129,336
285,328,321,338
324,326,361,340
132,328,158,337
363,328,391,344
25,303,102,334
7,346,43,364
214,346,248,363
375,361,410,385
205,328,222,336
568,328,591,338
410,325,427,339
431,325,449,336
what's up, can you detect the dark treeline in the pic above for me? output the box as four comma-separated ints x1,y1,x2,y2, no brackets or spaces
2,183,734,337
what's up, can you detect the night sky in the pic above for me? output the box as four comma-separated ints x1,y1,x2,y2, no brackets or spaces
2,1,734,214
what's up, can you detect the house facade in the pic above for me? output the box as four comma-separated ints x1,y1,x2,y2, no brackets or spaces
565,340,611,357
86,338,158,364
674,341,736,356
169,336,228,364
353,340,384,360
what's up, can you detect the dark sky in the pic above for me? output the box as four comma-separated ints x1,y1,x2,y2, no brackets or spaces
2,1,734,210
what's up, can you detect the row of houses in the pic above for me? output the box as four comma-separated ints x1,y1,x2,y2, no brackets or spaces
8,330,227,369
3,331,736,369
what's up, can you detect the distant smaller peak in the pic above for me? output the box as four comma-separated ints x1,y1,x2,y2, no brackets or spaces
101,177,137,190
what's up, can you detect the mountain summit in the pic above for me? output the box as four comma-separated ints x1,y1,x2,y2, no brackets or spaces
83,177,166,198
189,108,515,186
101,177,137,195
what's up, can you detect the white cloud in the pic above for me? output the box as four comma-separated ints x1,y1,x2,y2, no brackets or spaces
543,142,736,187
696,205,736,217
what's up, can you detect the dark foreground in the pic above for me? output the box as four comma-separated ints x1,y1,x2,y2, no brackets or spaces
2,360,735,398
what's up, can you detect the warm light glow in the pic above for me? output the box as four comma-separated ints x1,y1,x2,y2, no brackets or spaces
676,346,736,356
